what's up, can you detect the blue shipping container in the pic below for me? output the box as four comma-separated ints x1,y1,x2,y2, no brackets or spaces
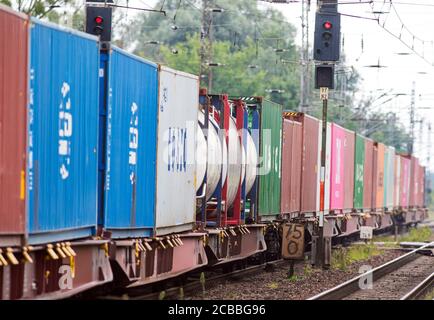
28,19,99,244
104,47,158,238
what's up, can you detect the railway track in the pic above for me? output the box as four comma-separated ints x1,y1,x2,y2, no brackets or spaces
308,241,434,300
400,271,434,300
101,259,287,300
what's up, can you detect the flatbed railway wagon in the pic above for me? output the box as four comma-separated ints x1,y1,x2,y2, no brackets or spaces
100,47,208,288
0,7,112,300
196,94,267,265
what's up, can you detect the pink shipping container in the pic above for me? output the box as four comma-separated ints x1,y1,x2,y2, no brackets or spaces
409,156,419,207
343,128,355,210
363,139,375,209
0,6,28,246
280,118,302,214
374,143,385,209
329,124,354,211
393,154,401,208
399,155,411,208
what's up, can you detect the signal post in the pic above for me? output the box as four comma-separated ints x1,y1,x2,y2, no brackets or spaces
312,0,340,269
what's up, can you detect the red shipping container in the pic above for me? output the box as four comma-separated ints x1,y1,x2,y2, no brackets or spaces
363,139,374,210
280,119,302,214
284,113,320,213
418,164,425,207
0,6,28,246
301,115,321,213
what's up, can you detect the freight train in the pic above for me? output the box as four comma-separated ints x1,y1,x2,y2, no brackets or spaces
0,6,428,299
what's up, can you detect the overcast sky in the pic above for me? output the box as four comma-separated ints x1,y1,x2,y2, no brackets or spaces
259,0,434,169
120,0,433,168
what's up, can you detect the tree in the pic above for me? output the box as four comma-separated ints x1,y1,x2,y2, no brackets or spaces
1,0,68,18
159,35,299,107
1,0,84,30
120,0,299,107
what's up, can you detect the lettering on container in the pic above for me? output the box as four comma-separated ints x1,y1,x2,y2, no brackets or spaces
167,127,187,172
59,82,72,180
356,163,364,193
160,87,168,112
334,137,342,199
28,69,35,191
105,89,113,190
129,102,139,184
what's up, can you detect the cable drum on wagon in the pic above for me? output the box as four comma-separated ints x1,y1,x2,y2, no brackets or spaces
226,116,243,208
196,111,258,206
196,111,228,200
244,132,258,194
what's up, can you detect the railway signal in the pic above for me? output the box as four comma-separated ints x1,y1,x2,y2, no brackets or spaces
85,2,113,43
313,10,341,62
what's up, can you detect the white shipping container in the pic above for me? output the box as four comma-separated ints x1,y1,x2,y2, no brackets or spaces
155,66,199,235
384,146,395,209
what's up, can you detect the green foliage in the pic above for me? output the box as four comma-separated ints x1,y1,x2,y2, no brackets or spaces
0,0,12,7
158,35,299,107
400,227,432,242
332,244,382,271
123,0,299,107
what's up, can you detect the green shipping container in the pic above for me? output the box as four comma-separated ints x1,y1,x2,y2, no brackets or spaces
353,134,365,209
244,98,282,217
259,99,282,216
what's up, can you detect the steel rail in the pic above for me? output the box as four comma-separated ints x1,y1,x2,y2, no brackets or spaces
400,271,434,300
102,259,286,300
308,241,434,300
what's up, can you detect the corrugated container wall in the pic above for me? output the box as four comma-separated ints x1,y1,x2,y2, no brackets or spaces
281,119,302,214
343,128,355,210
104,48,158,238
154,66,199,235
328,124,355,211
419,166,425,207
28,19,99,244
399,155,411,208
301,115,320,213
375,143,385,209
363,139,374,209
393,154,401,208
383,146,395,209
258,100,282,216
353,134,365,210
0,7,28,246
323,122,332,212
409,156,419,207
371,144,378,208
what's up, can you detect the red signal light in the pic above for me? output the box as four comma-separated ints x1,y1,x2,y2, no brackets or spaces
95,16,104,25
323,21,332,30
